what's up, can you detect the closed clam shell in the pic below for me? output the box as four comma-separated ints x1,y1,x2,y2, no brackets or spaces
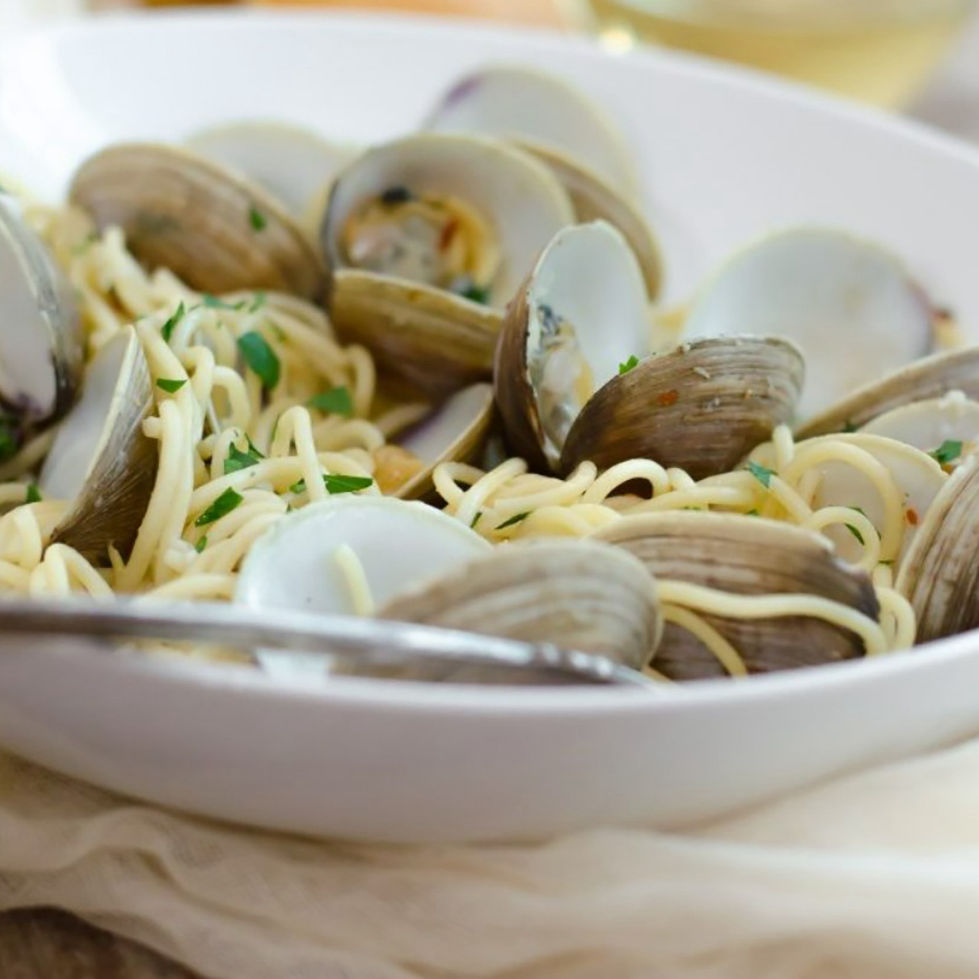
798,346,979,438
41,327,156,560
594,511,879,680
560,336,804,479
380,538,662,671
896,454,979,642
70,143,327,300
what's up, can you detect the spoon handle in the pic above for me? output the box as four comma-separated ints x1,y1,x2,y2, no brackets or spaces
0,598,656,687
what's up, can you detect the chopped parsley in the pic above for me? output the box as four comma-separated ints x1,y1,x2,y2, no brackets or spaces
25,483,41,504
461,283,489,304
223,438,264,474
745,508,759,516
747,460,775,488
0,419,18,462
325,474,373,495
237,331,280,389
194,535,208,553
845,523,865,545
307,386,353,417
470,511,483,529
289,474,374,495
619,355,640,375
156,378,186,393
248,205,267,232
194,487,244,526
203,294,247,311
931,439,963,466
842,419,858,433
161,301,185,343
249,291,267,313
497,511,531,530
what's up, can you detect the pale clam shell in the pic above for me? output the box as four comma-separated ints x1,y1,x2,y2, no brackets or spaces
41,326,156,560
896,454,979,642
594,511,879,680
70,143,328,300
380,538,661,671
859,391,979,458
798,346,979,438
560,336,804,479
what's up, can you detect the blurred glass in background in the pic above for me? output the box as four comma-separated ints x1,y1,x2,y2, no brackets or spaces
78,0,977,108
564,0,977,107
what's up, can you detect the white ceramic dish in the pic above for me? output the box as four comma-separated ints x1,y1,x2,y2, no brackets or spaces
2,11,979,843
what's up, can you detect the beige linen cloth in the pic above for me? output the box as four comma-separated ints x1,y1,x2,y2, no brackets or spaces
3,736,979,979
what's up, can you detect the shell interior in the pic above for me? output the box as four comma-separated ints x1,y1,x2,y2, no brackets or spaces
0,193,81,423
522,220,649,465
682,228,934,420
859,391,979,461
422,65,638,195
186,120,358,220
322,133,574,305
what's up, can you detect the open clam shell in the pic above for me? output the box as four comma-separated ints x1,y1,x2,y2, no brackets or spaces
797,346,979,438
185,120,358,225
0,192,82,434
69,143,328,300
560,335,804,479
40,327,156,560
320,133,574,399
495,220,651,472
896,454,979,642
422,65,638,196
594,511,879,680
680,228,937,420
387,382,495,500
380,538,661,671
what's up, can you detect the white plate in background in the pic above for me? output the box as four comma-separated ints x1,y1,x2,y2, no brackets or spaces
1,12,979,842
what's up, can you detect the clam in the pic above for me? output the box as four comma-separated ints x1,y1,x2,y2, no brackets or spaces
679,228,937,419
594,511,879,680
0,192,82,443
380,538,661,670
422,65,638,195
185,120,358,226
381,382,494,500
39,326,156,560
859,390,979,465
496,221,803,477
895,454,979,642
424,67,660,297
795,433,946,567
797,346,979,438
319,133,575,399
69,143,328,300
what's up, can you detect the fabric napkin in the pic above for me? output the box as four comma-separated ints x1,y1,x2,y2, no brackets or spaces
3,734,979,979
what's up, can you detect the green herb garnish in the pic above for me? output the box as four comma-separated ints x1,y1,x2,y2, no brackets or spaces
194,535,208,553
496,511,531,530
461,283,489,304
470,511,483,529
0,419,17,462
842,420,858,433
237,331,280,389
223,438,264,474
747,461,776,488
203,294,247,311
931,439,963,466
308,386,354,417
248,206,267,232
324,474,373,495
25,483,41,504
381,185,413,205
288,477,307,494
619,355,640,375
161,301,185,343
745,509,759,516
249,291,267,313
194,487,244,526
156,378,187,393
845,523,865,544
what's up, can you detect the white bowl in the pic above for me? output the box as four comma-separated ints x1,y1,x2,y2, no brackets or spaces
2,10,979,843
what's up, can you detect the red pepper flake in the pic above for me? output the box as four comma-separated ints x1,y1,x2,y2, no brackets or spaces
657,389,679,407
905,508,919,526
439,218,459,251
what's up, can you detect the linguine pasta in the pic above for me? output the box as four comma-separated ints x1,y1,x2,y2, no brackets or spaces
0,204,919,677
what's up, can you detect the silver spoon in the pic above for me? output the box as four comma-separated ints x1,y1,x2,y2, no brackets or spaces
0,598,658,688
